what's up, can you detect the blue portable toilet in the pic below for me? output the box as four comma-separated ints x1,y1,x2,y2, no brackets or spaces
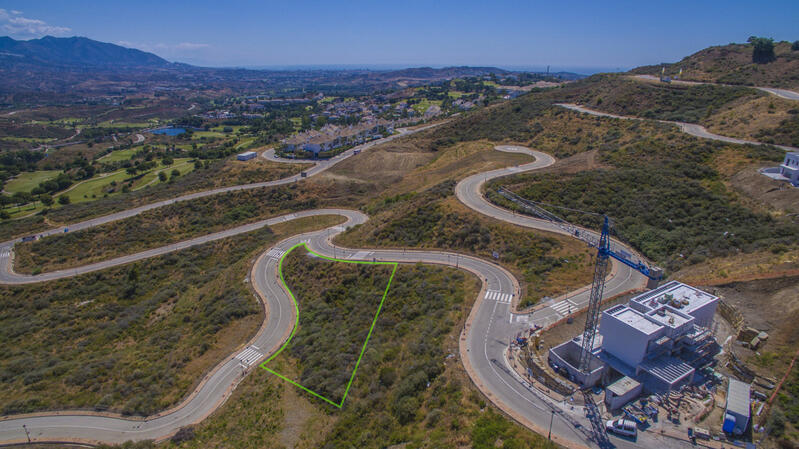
722,412,736,433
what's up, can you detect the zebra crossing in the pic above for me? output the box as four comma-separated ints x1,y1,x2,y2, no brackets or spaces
235,346,263,367
485,290,512,304
348,251,373,260
266,248,285,260
550,299,576,316
0,249,9,258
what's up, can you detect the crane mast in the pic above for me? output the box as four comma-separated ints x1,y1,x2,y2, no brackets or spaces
577,216,611,372
495,187,663,374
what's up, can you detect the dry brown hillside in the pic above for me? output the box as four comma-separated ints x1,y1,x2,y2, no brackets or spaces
632,41,799,89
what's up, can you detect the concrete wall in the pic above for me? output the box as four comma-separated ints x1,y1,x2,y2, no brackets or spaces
605,382,643,411
600,311,657,368
548,340,605,388
688,300,716,328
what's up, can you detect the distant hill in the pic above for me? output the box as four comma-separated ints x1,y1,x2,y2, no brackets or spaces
631,40,799,89
378,66,508,79
0,35,572,103
0,35,171,68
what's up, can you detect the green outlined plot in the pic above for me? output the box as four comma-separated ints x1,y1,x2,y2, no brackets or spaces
259,243,397,408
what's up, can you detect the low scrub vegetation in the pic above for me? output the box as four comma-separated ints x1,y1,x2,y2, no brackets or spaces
0,215,341,416
0,229,267,415
339,180,594,308
268,247,395,404
489,130,798,273
154,255,555,448
14,184,322,272
564,74,763,123
755,111,799,147
631,40,799,90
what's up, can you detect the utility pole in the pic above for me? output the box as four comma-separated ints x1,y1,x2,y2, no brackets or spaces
23,424,30,443
548,410,555,440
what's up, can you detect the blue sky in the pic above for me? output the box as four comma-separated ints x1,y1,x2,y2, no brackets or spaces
1,0,797,72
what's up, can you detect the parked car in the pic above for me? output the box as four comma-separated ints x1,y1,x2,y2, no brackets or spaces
606,419,637,437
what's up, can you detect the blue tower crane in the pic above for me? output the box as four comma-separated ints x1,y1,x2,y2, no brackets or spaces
495,188,662,374
577,216,662,373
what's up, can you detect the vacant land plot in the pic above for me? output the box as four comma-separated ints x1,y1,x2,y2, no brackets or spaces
263,245,396,406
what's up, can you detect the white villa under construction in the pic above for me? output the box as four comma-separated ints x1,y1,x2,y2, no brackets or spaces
780,152,799,186
761,152,799,187
549,281,720,394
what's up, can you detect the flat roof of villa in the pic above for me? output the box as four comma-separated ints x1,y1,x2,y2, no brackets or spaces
647,306,693,328
607,306,662,335
631,281,718,315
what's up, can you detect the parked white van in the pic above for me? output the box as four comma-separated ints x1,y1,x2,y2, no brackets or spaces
605,419,637,437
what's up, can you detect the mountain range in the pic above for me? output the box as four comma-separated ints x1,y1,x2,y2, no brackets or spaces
0,35,583,104
0,36,172,68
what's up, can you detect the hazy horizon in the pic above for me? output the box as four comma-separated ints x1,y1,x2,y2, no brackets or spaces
1,0,797,69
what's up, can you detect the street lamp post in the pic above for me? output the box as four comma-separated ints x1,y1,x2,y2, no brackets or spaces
548,410,555,440
23,424,30,443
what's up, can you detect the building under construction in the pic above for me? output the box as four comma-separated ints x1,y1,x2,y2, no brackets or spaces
548,281,720,393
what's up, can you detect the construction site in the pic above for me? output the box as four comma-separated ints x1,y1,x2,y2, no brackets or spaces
499,187,782,447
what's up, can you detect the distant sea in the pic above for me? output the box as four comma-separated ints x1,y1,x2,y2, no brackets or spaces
220,64,630,76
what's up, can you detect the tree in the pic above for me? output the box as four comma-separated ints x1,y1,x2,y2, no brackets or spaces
793,41,799,51
57,194,70,205
161,156,174,166
171,169,180,178
12,191,32,209
126,166,138,175
158,172,167,182
748,36,776,63
39,194,54,207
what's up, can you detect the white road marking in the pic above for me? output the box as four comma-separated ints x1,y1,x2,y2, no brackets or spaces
485,290,512,303
550,299,576,316
235,347,263,367
348,251,372,260
266,249,285,260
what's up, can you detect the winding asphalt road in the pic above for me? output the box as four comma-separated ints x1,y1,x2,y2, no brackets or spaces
0,83,790,447
632,74,799,101
558,103,799,153
0,124,439,274
0,140,666,447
